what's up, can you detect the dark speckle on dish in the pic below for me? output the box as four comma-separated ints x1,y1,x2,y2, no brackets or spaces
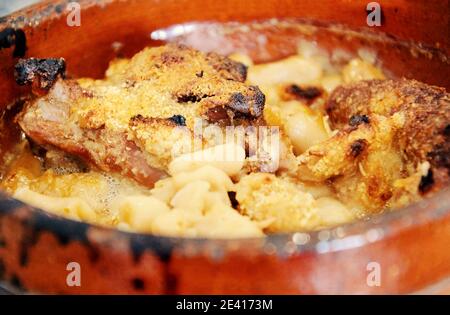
0,259,5,279
10,274,24,291
55,4,64,14
131,278,145,290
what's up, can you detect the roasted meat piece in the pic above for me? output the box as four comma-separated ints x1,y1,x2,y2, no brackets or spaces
16,44,266,187
298,79,449,212
326,79,449,172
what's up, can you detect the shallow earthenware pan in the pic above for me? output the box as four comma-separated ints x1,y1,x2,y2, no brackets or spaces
0,0,449,294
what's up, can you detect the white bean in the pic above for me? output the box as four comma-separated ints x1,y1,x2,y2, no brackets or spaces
248,56,322,86
169,143,245,176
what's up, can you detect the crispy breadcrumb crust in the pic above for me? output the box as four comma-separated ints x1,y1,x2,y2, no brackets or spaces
235,173,320,232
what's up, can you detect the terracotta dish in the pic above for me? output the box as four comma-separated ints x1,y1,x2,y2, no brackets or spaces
0,0,449,294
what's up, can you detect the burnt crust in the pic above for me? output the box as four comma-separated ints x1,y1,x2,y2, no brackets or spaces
349,114,370,127
419,169,435,194
14,58,66,91
348,139,368,158
129,114,182,128
228,85,265,117
282,84,322,103
427,124,450,172
175,92,215,103
205,52,248,82
204,85,265,124
168,114,187,126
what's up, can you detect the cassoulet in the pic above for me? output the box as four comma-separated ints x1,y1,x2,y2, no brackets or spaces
1,41,448,238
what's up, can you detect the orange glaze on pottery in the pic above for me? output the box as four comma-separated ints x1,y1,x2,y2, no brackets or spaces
0,0,449,294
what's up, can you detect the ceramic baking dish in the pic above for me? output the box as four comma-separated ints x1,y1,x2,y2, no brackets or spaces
0,0,449,294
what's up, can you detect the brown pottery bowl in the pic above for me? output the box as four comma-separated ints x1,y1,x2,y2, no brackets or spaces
0,0,449,294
